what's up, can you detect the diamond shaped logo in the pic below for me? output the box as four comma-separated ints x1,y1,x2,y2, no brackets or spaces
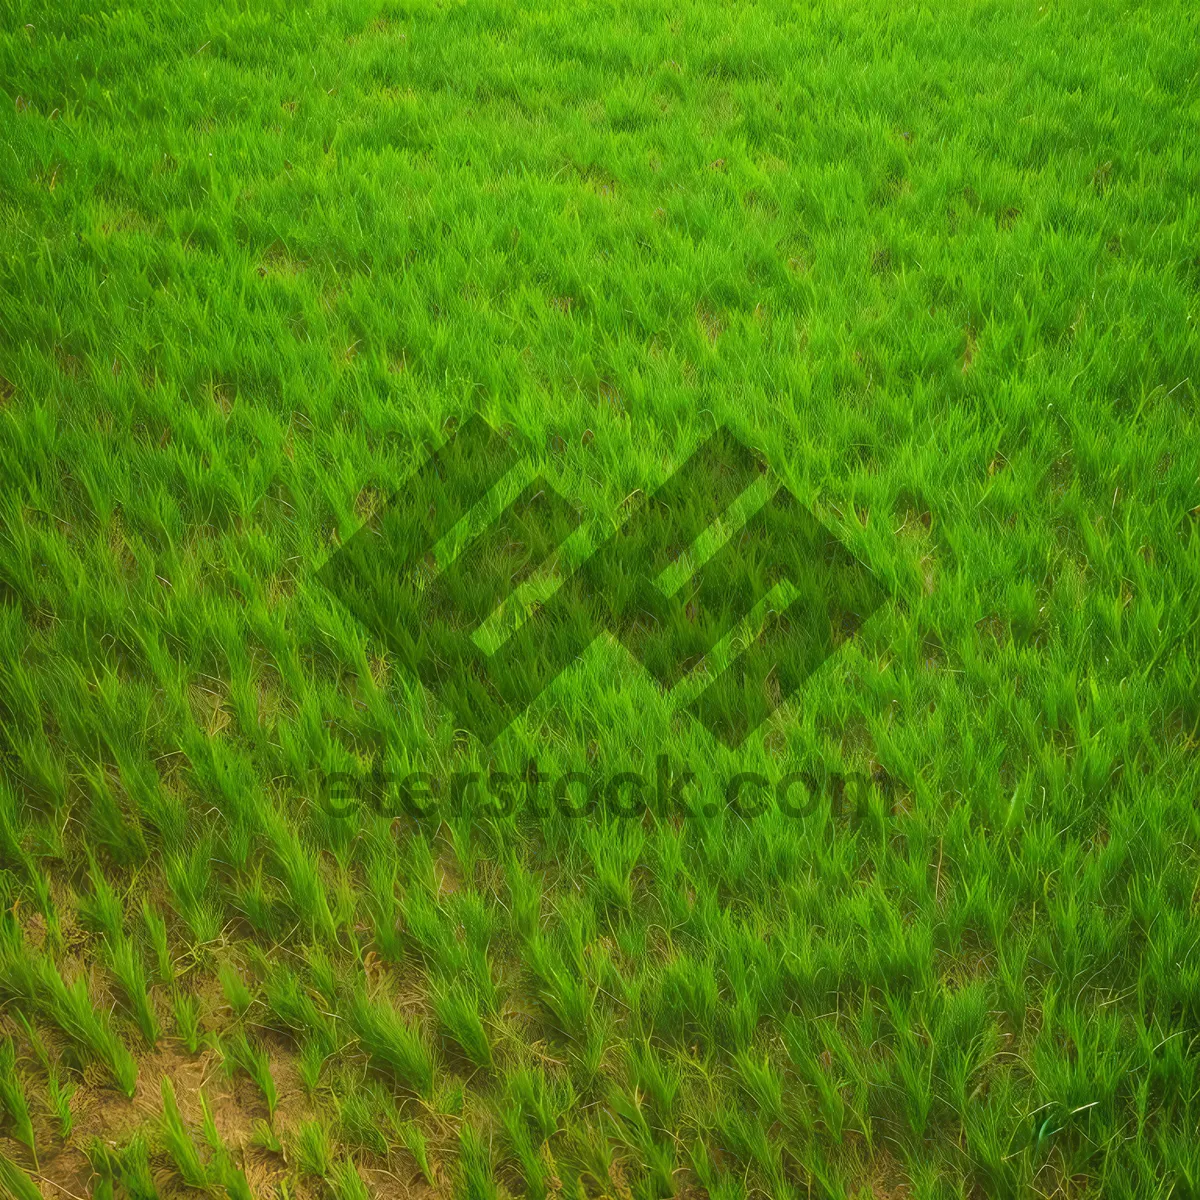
319,418,885,746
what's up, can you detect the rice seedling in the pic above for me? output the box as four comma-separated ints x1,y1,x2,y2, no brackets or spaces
606,1085,676,1197
0,1149,42,1200
90,1132,157,1200
392,1117,435,1188
432,977,493,1069
524,930,597,1045
348,988,437,1100
0,1035,36,1165
361,831,404,963
626,1040,680,1130
333,1076,395,1157
198,1090,255,1200
0,919,138,1097
17,1014,74,1140
165,842,222,946
157,1076,210,1190
261,961,331,1045
105,936,159,1046
46,1070,75,1141
48,972,140,1097
217,961,254,1019
329,1158,372,1200
220,1024,278,1118
504,1066,576,1148
27,872,62,954
294,1117,334,1180
252,1119,283,1155
498,1107,550,1199
141,901,174,985
262,808,338,943
297,1033,330,1096
173,989,203,1054
77,861,125,944
457,1124,500,1200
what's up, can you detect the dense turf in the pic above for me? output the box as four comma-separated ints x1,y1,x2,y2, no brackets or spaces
1,0,1199,1196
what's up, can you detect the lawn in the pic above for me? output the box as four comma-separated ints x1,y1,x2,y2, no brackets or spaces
1,0,1199,1196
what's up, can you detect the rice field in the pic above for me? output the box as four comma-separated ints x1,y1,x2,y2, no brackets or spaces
1,0,1199,1197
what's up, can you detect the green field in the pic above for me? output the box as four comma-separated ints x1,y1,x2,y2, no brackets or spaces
2,0,1200,1196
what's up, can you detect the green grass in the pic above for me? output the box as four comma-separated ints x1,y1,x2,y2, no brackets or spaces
1,0,1200,1196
